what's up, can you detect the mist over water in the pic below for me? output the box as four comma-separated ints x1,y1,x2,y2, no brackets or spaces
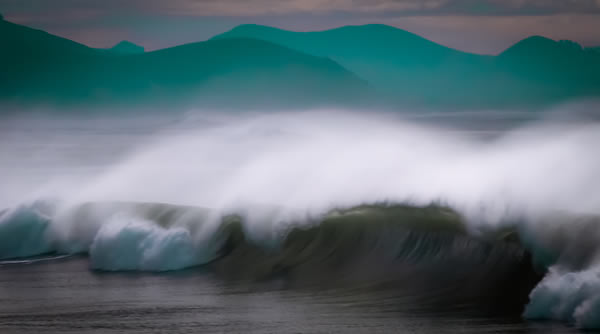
3,107,599,219
2,105,600,329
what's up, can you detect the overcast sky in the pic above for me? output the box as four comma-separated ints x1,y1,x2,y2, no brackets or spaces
2,0,599,54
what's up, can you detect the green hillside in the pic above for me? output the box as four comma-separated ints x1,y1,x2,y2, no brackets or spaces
214,24,600,107
0,19,368,109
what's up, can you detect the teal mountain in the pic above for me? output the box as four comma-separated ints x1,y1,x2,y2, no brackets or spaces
105,40,145,54
0,19,367,109
214,24,600,108
2,18,600,109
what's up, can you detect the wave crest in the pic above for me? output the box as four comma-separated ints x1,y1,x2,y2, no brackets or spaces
89,215,200,271
0,203,54,259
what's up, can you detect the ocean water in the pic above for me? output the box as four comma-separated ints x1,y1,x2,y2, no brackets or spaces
1,106,600,332
0,257,578,334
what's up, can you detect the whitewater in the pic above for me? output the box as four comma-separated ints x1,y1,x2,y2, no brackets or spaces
1,106,600,330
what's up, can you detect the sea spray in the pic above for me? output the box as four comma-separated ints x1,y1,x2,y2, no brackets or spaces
1,108,600,327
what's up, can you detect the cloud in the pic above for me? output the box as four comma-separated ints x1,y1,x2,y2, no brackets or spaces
159,0,446,16
115,0,600,16
432,0,600,16
3,0,600,17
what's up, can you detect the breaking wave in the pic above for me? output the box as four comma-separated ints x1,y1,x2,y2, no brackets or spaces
0,202,54,259
1,109,600,328
0,200,542,314
2,199,598,322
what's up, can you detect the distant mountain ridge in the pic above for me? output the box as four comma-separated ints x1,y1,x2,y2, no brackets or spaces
214,24,600,107
106,40,145,54
213,24,485,93
0,19,368,109
1,18,599,110
497,36,600,99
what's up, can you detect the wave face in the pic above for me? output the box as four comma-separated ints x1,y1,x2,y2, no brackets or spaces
0,201,541,316
0,202,54,259
1,108,600,328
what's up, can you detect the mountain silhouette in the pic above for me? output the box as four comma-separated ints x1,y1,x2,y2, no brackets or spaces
2,19,599,110
106,40,145,54
0,19,368,109
213,24,485,93
590,46,600,53
497,36,600,101
1,19,100,103
214,24,600,107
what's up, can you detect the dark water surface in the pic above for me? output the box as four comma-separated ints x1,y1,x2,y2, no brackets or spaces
0,258,577,334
